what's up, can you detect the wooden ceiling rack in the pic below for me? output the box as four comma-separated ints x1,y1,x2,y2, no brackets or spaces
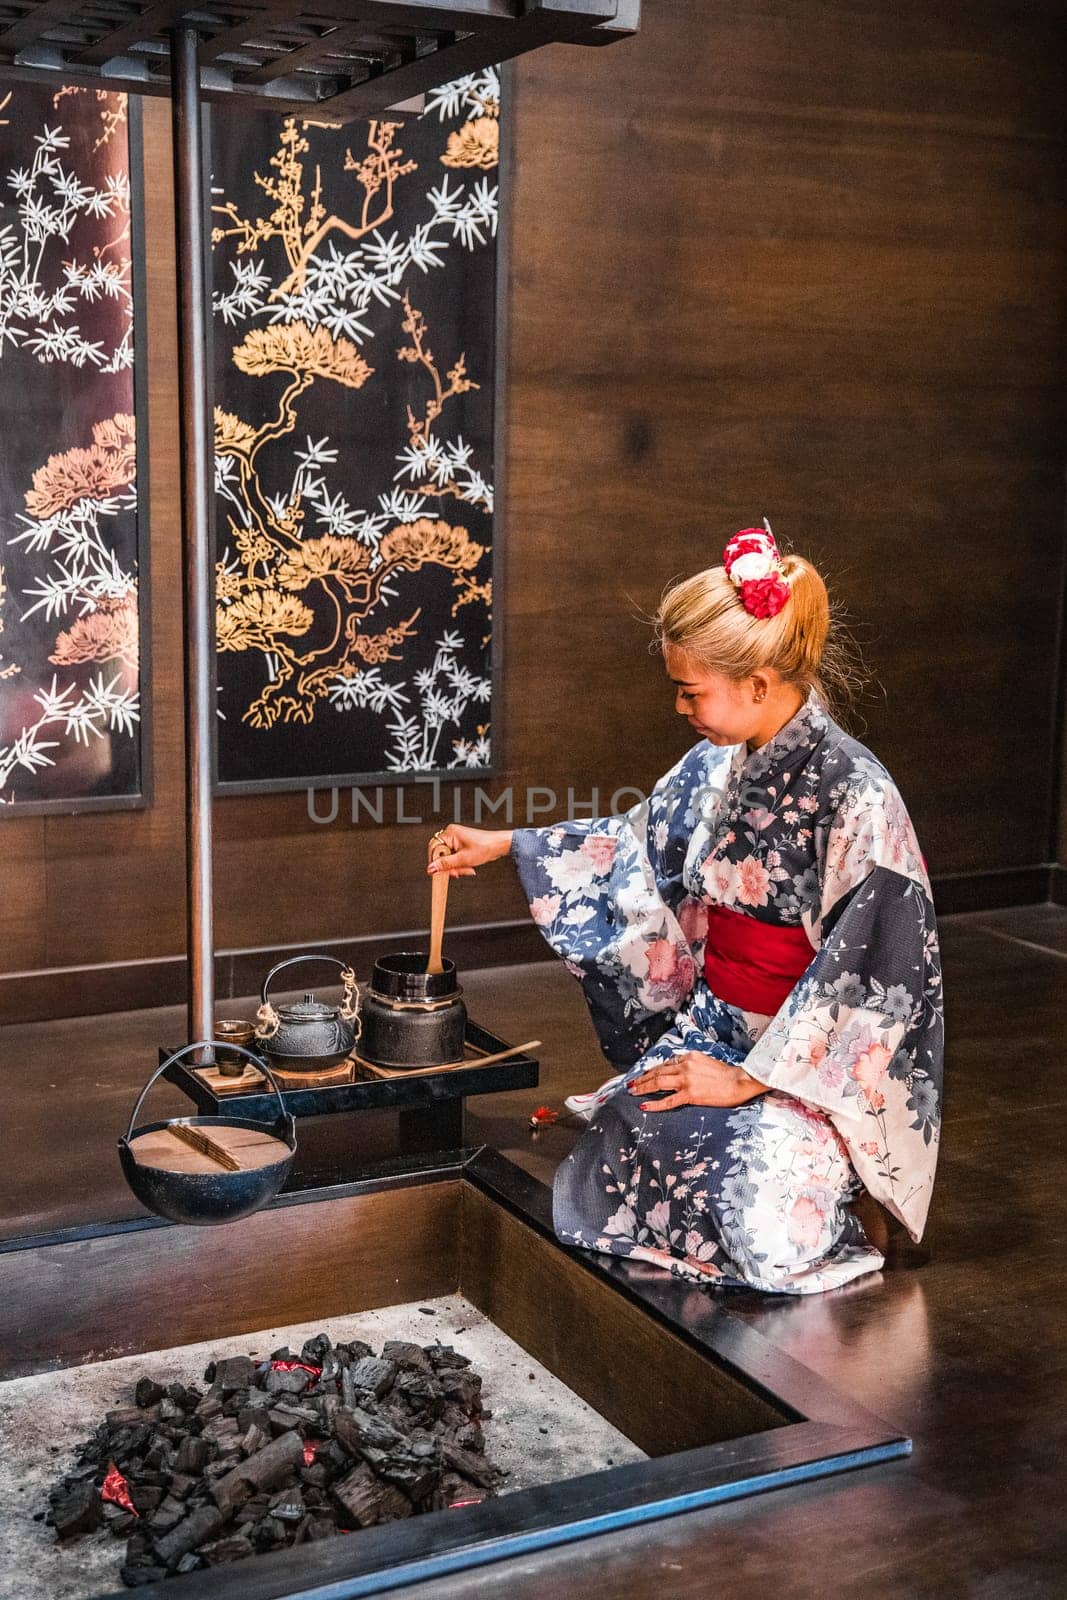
0,0,639,119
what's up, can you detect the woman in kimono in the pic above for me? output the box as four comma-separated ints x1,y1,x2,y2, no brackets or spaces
427,526,943,1295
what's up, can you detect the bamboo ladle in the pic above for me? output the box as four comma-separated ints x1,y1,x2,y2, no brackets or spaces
425,837,542,1063
426,835,453,974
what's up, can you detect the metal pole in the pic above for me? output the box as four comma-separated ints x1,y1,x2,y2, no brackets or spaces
170,24,215,1059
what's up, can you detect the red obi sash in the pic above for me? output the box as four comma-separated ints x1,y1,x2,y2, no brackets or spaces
703,903,813,1016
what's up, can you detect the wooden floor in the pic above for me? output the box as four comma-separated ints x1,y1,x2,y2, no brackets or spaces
1,902,1064,1597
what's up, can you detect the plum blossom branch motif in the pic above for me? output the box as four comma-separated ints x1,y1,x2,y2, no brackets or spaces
211,75,498,771
51,86,128,152
212,118,418,300
394,291,493,639
212,76,498,339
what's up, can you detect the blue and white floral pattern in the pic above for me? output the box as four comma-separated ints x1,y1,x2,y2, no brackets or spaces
510,690,943,1295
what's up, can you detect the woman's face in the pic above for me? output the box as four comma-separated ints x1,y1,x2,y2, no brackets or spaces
663,644,761,747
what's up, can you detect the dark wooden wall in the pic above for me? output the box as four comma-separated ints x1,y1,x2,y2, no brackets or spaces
3,0,1066,1003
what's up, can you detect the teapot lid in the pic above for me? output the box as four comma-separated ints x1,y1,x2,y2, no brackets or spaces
278,991,337,1021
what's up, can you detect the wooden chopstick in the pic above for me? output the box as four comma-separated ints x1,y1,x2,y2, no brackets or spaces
460,1039,541,1068
167,1122,242,1171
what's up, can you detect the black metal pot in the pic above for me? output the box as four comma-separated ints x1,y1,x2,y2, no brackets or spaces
118,1042,297,1226
358,952,467,1070
255,953,361,1071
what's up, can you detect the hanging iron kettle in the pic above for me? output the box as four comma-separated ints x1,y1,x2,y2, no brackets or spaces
255,953,361,1072
118,1042,297,1226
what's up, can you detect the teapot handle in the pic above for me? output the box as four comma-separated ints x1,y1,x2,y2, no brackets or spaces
123,1042,295,1148
257,954,360,1040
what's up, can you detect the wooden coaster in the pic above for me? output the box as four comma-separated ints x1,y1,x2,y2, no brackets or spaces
269,1058,355,1088
193,1057,356,1092
195,1061,267,1092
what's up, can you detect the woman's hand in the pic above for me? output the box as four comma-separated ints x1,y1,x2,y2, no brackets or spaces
628,1051,767,1111
427,825,513,880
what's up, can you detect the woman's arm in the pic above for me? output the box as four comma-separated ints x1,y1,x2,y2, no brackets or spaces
479,749,729,1075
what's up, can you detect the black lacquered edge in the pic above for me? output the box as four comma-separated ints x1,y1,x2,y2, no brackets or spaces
160,1020,538,1121
462,1149,907,1441
91,1421,906,1600
0,1148,476,1253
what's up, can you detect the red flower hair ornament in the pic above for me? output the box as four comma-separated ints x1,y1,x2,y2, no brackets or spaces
722,520,792,619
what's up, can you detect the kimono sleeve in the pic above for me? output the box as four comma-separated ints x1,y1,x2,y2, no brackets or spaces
508,743,731,1072
738,768,944,1241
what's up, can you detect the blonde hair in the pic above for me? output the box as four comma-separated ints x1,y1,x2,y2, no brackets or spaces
652,545,866,722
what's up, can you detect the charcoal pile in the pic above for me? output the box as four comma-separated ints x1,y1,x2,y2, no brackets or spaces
45,1335,504,1587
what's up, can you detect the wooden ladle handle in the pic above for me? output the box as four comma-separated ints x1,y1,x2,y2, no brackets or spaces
427,836,452,975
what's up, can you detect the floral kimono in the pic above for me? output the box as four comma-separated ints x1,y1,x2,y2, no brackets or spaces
509,690,943,1295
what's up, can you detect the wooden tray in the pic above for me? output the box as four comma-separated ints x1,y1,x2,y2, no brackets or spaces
194,1034,518,1092
162,1020,539,1132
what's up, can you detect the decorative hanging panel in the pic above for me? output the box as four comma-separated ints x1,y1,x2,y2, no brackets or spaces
211,72,501,788
0,83,147,811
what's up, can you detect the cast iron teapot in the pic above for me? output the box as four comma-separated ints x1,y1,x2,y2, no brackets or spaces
255,953,361,1072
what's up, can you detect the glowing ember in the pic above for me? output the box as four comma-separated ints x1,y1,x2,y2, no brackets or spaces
100,1462,137,1517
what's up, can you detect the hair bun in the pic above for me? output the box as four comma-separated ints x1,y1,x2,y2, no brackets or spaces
722,524,791,619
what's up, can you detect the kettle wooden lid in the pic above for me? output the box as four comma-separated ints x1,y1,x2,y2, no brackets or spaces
129,1122,290,1176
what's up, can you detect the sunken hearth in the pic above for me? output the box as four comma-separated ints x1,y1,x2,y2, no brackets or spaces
0,1152,909,1600
4,1296,642,1600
